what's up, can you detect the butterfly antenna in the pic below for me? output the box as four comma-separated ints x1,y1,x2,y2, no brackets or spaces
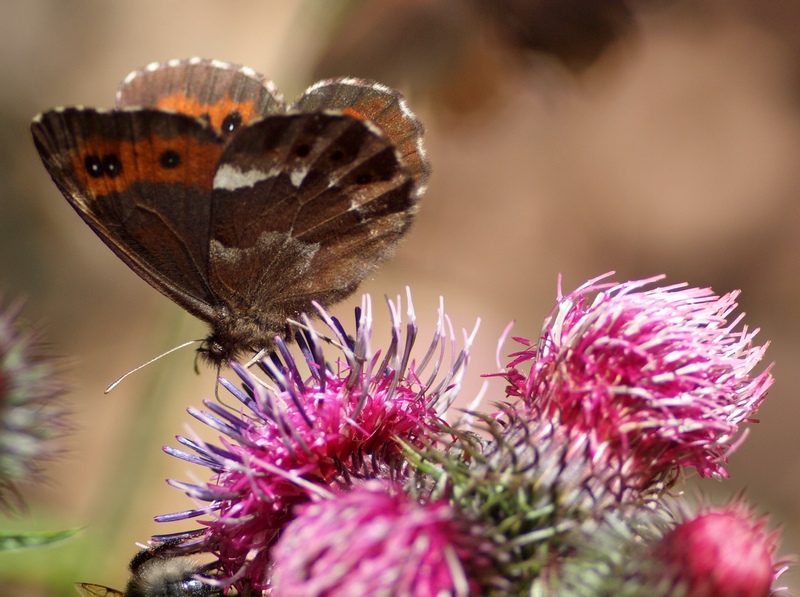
105,339,202,393
214,363,223,402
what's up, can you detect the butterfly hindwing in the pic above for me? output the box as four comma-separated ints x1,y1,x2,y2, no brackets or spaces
117,58,285,136
207,112,415,331
293,78,429,195
30,108,224,321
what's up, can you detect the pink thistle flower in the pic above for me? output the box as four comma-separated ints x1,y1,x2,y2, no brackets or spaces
535,499,786,596
157,293,475,593
271,480,484,596
654,503,783,597
502,274,772,488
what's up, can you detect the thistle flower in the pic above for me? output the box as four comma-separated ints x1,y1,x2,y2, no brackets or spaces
159,292,476,593
149,276,789,596
534,506,676,596
0,296,67,510
271,480,486,596
406,274,777,593
407,406,636,594
534,500,785,596
653,503,783,597
501,274,772,489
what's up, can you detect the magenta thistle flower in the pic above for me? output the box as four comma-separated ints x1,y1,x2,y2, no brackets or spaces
158,293,475,593
0,296,67,510
502,274,772,487
654,503,783,597
271,480,484,596
538,500,785,596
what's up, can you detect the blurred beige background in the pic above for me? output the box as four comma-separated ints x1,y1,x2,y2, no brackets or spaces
1,0,799,594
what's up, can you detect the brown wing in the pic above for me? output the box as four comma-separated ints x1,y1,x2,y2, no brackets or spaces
117,58,285,136
75,583,124,597
207,112,416,337
293,78,429,196
30,108,225,322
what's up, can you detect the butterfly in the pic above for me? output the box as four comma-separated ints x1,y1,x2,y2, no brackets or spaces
31,58,428,366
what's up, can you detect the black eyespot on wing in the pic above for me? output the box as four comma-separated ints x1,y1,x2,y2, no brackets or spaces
85,155,103,178
295,143,311,158
330,149,344,161
159,149,181,169
356,173,372,184
221,111,242,134
102,154,122,177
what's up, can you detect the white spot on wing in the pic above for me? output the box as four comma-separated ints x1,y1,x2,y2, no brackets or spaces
122,70,138,85
210,59,232,70
290,167,308,188
213,164,279,191
349,199,364,215
362,120,383,137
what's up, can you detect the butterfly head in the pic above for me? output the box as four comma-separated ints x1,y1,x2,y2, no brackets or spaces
197,334,241,367
198,312,289,367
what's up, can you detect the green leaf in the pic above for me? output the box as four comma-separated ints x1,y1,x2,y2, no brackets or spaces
0,528,80,550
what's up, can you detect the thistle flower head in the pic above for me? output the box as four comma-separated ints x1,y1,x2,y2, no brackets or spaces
534,499,785,596
142,276,787,595
271,480,484,596
654,502,783,597
158,293,475,593
502,274,772,487
0,296,67,509
407,405,639,594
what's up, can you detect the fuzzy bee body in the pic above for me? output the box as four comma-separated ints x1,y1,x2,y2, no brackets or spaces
75,544,222,597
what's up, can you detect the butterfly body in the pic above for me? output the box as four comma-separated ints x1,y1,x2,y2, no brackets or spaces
32,59,428,364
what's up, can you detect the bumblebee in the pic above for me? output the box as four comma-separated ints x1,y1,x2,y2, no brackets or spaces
75,541,222,597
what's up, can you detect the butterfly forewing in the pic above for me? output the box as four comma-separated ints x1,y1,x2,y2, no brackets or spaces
117,58,285,135
31,108,224,320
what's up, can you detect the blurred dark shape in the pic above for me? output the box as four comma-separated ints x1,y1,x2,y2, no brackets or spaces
311,0,648,122
311,0,506,120
733,0,800,106
313,0,470,93
0,296,68,513
737,0,800,56
475,0,637,71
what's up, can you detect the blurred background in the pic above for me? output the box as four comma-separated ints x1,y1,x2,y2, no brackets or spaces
2,0,800,594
